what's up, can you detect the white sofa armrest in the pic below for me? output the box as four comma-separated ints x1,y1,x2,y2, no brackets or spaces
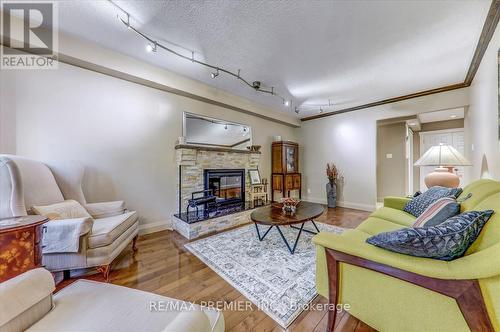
85,201,126,219
0,268,54,327
42,217,93,254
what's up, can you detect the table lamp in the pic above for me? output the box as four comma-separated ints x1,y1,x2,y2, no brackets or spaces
414,143,471,188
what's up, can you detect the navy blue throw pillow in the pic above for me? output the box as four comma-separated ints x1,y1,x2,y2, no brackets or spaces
403,186,462,217
366,210,494,261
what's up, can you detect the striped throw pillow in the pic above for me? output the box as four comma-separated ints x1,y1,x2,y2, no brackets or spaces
413,197,460,228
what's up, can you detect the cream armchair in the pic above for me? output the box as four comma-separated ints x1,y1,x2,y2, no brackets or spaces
0,268,224,332
0,155,139,280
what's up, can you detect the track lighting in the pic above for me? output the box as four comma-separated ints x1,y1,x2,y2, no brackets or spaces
146,41,157,53
111,0,296,113
211,68,219,79
296,99,334,114
125,14,131,29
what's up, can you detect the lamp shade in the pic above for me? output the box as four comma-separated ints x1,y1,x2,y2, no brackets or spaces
414,143,471,167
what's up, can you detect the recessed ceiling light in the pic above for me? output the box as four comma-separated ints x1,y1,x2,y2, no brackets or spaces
284,100,290,107
450,115,457,118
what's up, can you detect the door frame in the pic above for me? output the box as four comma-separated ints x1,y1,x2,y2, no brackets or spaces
405,125,414,196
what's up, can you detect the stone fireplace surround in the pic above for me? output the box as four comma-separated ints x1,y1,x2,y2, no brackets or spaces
172,145,262,239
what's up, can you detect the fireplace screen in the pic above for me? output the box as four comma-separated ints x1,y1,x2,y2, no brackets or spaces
204,169,245,204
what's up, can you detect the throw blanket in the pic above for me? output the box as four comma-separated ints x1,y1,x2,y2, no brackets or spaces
42,217,93,253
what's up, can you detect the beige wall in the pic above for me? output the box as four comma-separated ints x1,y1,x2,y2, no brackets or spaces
376,122,406,201
466,19,500,181
0,62,297,233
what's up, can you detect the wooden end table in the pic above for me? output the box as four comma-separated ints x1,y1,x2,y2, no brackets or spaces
250,201,325,254
0,215,48,282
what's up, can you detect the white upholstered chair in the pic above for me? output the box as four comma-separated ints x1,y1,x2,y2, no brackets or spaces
0,155,139,280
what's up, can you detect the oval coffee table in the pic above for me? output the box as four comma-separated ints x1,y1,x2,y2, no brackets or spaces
250,201,325,254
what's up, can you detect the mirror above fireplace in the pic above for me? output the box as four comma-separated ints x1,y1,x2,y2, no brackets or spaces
183,112,252,150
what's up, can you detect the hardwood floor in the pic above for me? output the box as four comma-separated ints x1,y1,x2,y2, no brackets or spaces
59,206,374,332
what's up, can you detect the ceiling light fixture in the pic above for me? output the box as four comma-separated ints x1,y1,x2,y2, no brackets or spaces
450,115,458,118
146,41,157,53
211,68,219,79
109,0,292,109
284,100,290,107
295,98,334,114
125,13,131,29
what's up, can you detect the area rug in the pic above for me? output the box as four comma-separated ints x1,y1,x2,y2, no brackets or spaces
184,222,345,327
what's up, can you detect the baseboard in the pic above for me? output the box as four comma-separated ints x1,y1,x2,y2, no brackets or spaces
302,196,375,212
138,220,172,235
302,196,327,204
337,201,375,212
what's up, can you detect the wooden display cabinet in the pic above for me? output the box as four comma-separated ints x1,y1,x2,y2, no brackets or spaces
271,141,301,201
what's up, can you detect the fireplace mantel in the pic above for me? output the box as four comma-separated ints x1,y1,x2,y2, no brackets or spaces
175,144,261,154
176,145,261,215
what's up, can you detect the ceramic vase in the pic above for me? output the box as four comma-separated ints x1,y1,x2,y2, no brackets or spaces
326,181,337,208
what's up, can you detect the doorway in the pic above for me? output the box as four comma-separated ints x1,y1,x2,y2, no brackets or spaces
419,129,465,192
376,107,466,202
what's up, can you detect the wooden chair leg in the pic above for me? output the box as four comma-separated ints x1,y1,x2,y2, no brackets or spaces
326,250,340,332
456,281,494,331
132,235,138,253
325,248,494,332
96,265,111,282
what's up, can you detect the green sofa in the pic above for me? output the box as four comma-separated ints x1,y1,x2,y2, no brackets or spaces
313,179,500,331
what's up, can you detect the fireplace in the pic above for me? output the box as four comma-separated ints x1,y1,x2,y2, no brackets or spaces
204,169,245,205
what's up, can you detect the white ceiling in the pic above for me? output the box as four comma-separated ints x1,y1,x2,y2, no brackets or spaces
418,107,465,123
54,0,490,118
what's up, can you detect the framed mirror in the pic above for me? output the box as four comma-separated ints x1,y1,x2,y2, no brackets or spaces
183,112,252,150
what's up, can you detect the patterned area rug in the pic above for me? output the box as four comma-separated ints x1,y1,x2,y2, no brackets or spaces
185,222,345,327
